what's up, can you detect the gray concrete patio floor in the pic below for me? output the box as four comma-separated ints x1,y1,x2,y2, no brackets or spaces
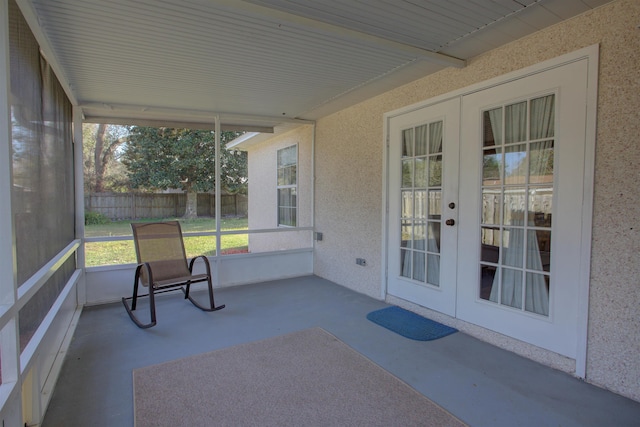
42,275,640,426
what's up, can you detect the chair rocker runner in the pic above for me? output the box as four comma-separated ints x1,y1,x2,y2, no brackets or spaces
122,221,225,328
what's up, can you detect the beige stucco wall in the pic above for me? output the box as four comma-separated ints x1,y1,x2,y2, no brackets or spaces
253,0,640,401
247,125,314,252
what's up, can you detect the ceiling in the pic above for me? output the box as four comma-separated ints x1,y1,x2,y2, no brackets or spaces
16,0,611,133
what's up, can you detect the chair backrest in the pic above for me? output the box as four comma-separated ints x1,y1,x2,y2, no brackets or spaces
131,221,191,286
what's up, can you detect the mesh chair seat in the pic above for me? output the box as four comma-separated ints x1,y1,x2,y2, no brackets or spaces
122,221,225,328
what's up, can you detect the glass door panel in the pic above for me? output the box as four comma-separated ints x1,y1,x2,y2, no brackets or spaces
398,120,443,287
479,94,554,317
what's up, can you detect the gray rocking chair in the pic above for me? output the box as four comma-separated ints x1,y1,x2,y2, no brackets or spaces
122,221,225,328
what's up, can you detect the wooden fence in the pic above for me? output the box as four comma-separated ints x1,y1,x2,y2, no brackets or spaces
85,193,248,220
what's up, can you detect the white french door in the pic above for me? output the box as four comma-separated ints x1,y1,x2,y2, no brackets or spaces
385,53,594,359
387,98,460,317
456,59,590,358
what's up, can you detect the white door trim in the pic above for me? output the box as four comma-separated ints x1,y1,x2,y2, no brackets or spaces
575,45,599,378
382,45,598,376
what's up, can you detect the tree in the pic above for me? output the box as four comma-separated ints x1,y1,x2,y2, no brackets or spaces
83,124,129,193
121,127,246,218
482,154,500,182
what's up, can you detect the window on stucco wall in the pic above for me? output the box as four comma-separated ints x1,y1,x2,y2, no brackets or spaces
277,144,297,227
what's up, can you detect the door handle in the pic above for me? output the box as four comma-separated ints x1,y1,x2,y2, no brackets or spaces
445,219,455,226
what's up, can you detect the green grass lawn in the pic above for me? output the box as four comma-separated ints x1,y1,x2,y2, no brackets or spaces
85,217,248,267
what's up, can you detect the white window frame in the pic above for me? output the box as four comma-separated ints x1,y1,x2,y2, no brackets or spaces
276,144,298,227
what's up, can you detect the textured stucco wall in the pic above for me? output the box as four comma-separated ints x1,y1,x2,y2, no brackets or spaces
580,1,640,400
313,109,387,298
247,125,314,252
256,0,640,401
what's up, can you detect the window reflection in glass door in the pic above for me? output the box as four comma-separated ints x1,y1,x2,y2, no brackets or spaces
400,121,443,287
479,95,555,316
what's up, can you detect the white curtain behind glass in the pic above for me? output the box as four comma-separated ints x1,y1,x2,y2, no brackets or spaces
489,96,554,316
426,122,443,285
414,124,428,280
401,127,415,279
525,95,554,315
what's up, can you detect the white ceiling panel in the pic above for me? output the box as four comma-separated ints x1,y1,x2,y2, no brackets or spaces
15,0,614,131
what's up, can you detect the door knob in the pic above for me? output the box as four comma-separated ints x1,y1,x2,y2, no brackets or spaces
445,219,455,226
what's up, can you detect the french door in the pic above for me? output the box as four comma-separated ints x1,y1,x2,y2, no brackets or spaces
456,59,590,357
387,98,459,317
385,56,593,358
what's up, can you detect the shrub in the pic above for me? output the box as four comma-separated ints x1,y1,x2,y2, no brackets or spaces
85,211,111,225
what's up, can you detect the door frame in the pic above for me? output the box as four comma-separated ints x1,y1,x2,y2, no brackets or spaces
382,44,598,377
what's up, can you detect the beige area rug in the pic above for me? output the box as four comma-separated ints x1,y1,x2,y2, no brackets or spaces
133,328,466,427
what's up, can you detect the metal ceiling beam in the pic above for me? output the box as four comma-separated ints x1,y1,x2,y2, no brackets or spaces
80,102,315,131
205,0,466,68
79,102,314,122
82,116,275,133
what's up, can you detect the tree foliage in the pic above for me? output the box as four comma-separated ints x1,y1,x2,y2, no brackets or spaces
83,124,129,193
121,127,246,194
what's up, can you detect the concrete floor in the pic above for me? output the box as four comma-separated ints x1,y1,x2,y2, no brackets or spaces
42,275,640,426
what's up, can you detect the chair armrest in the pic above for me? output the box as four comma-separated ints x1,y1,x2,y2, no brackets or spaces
135,262,154,287
189,255,212,276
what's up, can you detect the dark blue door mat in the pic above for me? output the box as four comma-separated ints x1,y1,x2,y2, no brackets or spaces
366,306,457,341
